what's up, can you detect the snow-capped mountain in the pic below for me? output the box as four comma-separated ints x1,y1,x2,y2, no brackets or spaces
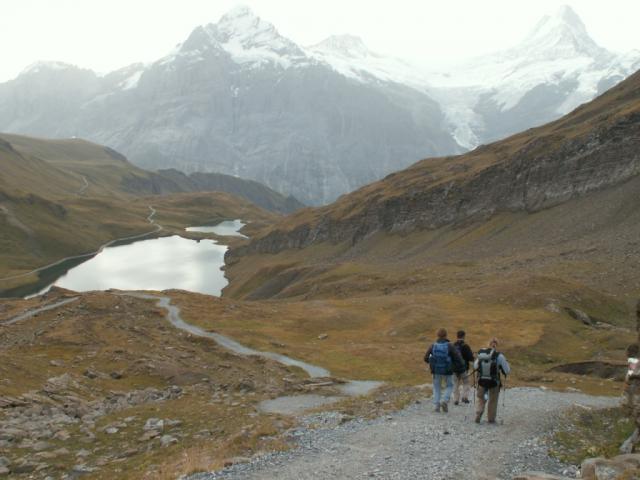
0,5,637,204
161,5,308,71
433,5,639,147
305,5,639,149
0,6,458,205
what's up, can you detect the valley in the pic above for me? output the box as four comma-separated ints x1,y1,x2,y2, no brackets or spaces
1,5,639,478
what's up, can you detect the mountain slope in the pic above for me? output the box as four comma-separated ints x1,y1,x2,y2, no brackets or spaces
210,69,639,404
0,133,302,213
238,69,640,255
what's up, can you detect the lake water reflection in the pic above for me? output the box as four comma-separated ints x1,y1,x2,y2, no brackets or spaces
53,235,228,296
186,219,247,238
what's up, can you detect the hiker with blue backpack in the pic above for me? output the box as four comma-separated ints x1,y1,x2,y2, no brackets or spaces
424,328,464,412
474,337,511,424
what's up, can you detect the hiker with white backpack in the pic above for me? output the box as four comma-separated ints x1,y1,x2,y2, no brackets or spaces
424,328,464,413
474,337,510,424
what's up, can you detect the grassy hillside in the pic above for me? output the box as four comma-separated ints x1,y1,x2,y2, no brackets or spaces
0,134,278,294
217,70,640,391
0,133,303,213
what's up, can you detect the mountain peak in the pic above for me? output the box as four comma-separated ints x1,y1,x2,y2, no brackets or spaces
218,4,259,25
554,5,585,29
215,5,277,43
519,5,605,59
310,35,372,58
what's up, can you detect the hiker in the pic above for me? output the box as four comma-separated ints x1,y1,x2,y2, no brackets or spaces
452,330,474,405
424,328,464,413
474,337,510,424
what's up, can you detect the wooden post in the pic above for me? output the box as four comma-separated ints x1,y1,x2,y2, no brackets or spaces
637,300,640,344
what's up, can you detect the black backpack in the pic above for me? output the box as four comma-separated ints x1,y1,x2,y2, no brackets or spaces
477,348,500,388
452,341,466,374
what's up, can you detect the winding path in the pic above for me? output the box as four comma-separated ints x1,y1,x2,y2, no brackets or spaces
76,175,89,195
1,297,79,326
121,293,382,413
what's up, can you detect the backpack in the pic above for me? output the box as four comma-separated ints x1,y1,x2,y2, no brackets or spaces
477,348,500,388
430,342,452,375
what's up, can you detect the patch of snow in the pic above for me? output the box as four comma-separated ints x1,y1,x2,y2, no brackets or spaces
307,35,432,90
119,69,144,90
20,61,75,76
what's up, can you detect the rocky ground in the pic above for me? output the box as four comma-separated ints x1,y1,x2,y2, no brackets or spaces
191,388,618,480
0,289,312,479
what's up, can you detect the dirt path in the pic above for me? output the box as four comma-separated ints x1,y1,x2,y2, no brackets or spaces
122,293,619,479
76,174,89,195
193,388,616,480
1,297,79,325
120,293,382,414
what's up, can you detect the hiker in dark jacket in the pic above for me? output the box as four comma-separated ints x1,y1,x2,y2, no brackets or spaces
424,328,464,413
453,330,474,405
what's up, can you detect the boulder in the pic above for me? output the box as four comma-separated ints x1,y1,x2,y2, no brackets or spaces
160,435,178,447
143,418,164,431
581,454,640,480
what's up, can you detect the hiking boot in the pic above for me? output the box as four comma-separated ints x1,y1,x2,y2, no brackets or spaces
434,404,441,413
441,402,448,413
462,398,470,404
475,413,481,424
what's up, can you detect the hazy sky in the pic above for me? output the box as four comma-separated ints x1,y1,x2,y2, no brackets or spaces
1,0,639,82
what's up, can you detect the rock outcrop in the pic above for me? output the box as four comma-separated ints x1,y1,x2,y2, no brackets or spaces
234,71,640,256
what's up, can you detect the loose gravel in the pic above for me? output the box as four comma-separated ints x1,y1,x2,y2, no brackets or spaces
190,387,618,480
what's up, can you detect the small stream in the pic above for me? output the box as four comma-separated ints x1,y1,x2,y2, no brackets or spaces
125,293,383,415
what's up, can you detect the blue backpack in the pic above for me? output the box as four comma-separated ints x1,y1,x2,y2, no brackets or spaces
430,342,452,375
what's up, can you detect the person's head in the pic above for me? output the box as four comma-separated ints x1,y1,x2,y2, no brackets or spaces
489,337,499,349
628,344,640,358
457,330,466,340
436,328,447,340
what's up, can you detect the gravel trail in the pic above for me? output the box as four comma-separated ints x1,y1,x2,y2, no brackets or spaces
192,388,617,480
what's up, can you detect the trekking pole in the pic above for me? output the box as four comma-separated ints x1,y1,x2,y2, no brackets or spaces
472,370,477,409
502,375,507,409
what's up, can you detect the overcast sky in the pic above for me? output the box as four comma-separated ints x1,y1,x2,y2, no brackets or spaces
1,0,639,82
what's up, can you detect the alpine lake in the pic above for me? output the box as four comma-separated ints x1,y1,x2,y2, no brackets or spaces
22,220,248,298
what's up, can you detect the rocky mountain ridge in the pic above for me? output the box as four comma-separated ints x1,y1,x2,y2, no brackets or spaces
235,69,640,255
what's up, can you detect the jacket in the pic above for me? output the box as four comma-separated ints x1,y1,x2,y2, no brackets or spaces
453,339,474,372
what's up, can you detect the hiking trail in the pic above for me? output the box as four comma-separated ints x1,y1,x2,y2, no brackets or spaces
121,293,618,480
192,388,616,480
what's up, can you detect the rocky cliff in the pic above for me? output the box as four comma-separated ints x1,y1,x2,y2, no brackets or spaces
236,69,640,255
